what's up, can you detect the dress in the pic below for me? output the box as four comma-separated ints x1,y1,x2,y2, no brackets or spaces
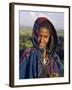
19,48,63,79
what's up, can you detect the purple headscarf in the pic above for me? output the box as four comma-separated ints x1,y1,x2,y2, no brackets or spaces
32,17,58,57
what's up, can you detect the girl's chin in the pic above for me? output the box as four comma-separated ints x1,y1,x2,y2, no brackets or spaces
39,46,46,49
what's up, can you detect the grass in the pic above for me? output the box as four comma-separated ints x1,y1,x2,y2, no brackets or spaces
19,27,64,37
19,27,32,36
57,30,64,37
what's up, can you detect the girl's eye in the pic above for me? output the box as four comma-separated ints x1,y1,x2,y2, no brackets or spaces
44,36,48,38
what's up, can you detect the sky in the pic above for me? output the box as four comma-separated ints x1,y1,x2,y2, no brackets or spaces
19,11,64,30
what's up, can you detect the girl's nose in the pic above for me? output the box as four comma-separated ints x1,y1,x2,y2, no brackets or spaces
40,37,44,42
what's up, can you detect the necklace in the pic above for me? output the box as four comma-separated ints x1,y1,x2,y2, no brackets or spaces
43,58,46,65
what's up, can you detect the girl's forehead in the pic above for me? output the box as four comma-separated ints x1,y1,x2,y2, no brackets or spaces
38,27,50,34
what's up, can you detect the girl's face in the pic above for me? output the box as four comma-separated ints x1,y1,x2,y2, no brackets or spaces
38,27,50,49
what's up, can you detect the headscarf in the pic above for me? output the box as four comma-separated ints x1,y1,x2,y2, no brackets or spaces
32,17,58,57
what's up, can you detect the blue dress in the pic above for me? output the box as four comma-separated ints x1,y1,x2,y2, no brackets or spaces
19,48,63,79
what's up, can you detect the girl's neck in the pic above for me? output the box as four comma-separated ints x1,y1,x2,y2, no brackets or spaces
43,48,46,58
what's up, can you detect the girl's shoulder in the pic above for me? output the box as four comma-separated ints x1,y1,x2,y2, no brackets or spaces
52,53,63,71
51,53,62,67
52,53,61,62
20,48,32,63
20,47,36,64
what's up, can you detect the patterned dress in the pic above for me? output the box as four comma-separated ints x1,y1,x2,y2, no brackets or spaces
19,48,63,79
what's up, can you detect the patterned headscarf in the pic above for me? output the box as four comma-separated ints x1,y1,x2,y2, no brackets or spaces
32,17,58,57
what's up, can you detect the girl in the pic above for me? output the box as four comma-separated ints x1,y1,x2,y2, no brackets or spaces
19,17,63,79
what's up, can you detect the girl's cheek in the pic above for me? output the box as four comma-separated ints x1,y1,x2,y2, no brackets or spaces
45,38,49,43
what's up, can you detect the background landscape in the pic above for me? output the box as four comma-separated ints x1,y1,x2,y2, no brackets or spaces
19,11,64,76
